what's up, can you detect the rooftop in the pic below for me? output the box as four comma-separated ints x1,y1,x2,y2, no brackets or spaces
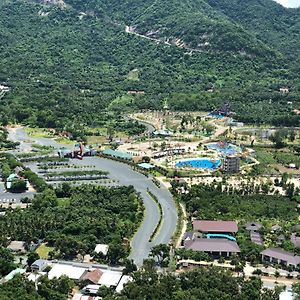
94,244,109,256
193,220,238,233
82,269,103,284
48,264,86,280
4,268,26,281
245,222,263,231
102,149,133,160
138,163,155,170
185,238,240,253
98,270,123,287
261,248,300,265
7,241,26,252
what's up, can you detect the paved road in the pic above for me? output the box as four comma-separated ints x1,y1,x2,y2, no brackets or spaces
7,127,178,265
7,127,72,152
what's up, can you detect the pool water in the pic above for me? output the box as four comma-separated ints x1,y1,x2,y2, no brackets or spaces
208,113,225,119
206,142,240,155
175,158,221,170
207,234,236,241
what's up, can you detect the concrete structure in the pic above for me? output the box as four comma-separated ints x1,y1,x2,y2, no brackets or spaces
261,248,300,267
193,220,238,234
223,156,240,173
185,238,240,257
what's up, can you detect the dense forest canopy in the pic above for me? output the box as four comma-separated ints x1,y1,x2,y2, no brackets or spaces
0,0,299,127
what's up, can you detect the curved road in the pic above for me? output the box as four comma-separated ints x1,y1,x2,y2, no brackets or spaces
7,127,178,266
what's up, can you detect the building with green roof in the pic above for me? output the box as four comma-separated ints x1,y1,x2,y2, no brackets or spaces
102,149,133,161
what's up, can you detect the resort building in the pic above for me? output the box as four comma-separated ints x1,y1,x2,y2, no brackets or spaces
261,248,300,267
245,222,264,246
223,156,240,173
185,238,240,257
193,220,238,235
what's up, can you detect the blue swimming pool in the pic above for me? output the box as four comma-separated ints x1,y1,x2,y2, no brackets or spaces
208,113,225,119
206,142,240,156
175,158,221,170
207,234,236,242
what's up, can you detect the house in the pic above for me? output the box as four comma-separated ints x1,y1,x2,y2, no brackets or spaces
245,222,262,232
94,244,109,256
7,241,26,253
261,248,300,267
193,220,238,234
31,259,48,272
81,269,103,285
185,238,240,257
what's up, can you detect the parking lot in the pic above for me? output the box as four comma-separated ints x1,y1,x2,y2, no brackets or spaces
0,182,35,204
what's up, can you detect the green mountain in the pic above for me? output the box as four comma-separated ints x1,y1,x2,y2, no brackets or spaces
0,0,299,127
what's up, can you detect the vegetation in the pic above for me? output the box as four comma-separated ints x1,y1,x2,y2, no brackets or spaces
115,261,283,299
0,274,74,300
0,1,299,129
0,185,143,263
180,184,298,222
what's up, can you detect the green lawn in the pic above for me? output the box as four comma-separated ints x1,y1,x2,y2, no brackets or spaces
35,243,54,259
25,128,53,138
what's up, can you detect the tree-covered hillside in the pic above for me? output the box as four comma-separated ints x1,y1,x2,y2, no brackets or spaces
0,0,299,127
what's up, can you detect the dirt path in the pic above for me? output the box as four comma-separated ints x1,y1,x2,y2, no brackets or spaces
176,203,188,248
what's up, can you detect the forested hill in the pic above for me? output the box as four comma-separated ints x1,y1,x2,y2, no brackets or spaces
65,0,300,58
0,0,299,128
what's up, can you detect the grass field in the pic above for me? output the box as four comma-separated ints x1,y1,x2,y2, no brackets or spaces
54,137,74,145
35,243,54,259
57,197,71,207
87,135,107,145
25,127,53,138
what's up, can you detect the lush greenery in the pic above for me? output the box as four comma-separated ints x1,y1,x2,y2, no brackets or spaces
179,184,298,222
0,274,74,300
0,0,299,128
113,261,283,300
0,185,143,263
